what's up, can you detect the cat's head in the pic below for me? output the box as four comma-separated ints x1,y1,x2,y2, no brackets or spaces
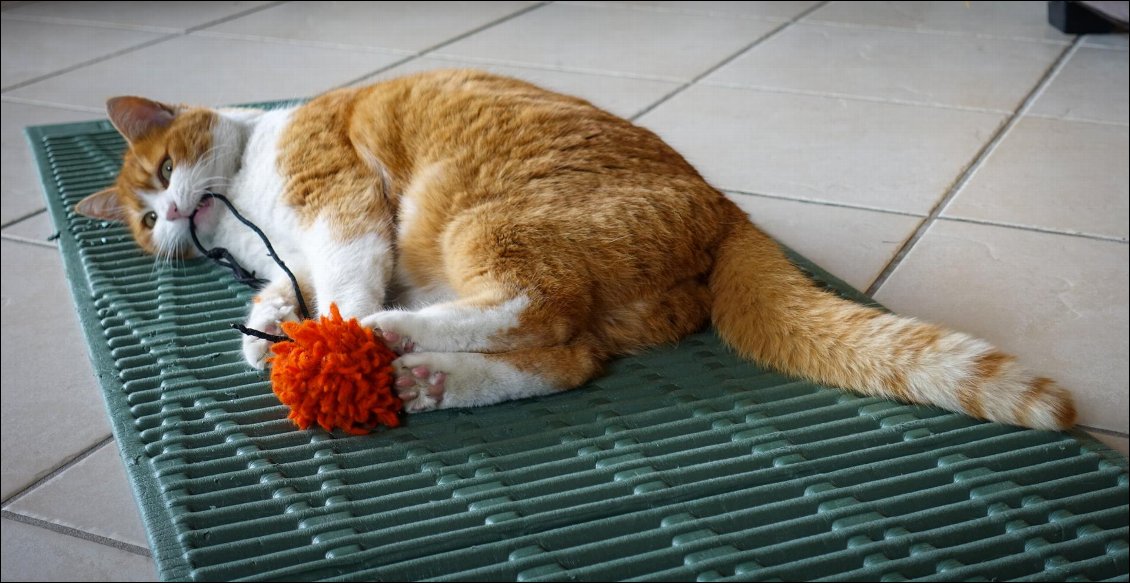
75,97,247,258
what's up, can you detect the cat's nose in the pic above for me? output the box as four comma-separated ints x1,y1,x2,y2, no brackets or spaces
166,203,183,221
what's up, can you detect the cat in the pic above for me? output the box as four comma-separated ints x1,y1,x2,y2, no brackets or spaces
76,69,1076,430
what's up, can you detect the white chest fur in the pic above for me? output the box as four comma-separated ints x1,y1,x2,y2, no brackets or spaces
208,107,306,283
213,106,399,320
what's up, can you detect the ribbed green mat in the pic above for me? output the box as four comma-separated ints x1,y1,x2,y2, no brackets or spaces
28,118,1129,582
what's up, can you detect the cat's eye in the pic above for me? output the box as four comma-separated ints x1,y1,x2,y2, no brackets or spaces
158,157,173,187
142,211,157,229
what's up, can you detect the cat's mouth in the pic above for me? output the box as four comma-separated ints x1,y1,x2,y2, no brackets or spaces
189,194,215,224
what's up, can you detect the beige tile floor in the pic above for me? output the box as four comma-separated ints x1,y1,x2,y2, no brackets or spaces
1,1,1126,579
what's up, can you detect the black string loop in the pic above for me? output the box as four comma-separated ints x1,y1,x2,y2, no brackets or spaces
188,192,312,341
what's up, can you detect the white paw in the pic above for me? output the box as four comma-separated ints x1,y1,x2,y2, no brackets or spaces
362,310,423,354
242,332,276,370
390,352,558,412
392,353,448,412
241,295,299,369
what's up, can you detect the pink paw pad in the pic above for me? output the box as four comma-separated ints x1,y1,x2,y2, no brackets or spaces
380,330,416,354
394,364,446,412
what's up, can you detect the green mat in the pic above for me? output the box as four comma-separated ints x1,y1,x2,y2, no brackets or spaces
29,118,1129,582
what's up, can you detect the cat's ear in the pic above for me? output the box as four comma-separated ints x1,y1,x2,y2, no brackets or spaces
74,187,127,222
106,96,175,143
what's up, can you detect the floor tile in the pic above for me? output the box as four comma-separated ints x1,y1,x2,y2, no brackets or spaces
1,210,56,246
558,1,821,21
6,442,148,549
435,2,779,81
873,220,1128,433
0,519,154,581
637,84,1005,214
369,57,681,120
0,240,112,500
807,0,1073,43
1,102,99,225
1085,430,1129,459
6,35,405,110
0,19,165,89
705,22,1064,112
945,117,1128,240
727,193,922,292
1028,46,1130,125
3,0,273,33
200,1,537,54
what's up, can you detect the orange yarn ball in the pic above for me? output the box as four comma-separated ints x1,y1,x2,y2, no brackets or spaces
268,303,401,434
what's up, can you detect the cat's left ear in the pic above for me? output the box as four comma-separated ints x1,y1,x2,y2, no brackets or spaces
106,96,175,144
74,187,127,222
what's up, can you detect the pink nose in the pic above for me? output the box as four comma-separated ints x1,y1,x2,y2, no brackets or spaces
165,204,184,221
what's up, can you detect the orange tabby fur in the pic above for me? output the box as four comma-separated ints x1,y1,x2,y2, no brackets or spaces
80,69,1076,430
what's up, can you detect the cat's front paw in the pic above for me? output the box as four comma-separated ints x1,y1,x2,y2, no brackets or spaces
241,294,299,369
242,327,280,370
362,310,420,354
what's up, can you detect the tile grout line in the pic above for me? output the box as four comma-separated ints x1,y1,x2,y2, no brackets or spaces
380,51,688,84
1,510,151,558
630,1,831,122
1,435,113,508
556,0,802,22
1023,111,1130,128
187,30,415,57
336,1,553,89
863,37,1085,296
938,215,1127,244
0,35,177,93
0,1,39,11
726,189,1128,244
696,81,1014,115
1,11,185,34
1,233,58,249
182,0,290,34
0,0,288,93
1078,425,1130,438
798,17,1077,46
0,94,104,112
1078,42,1130,52
0,206,47,230
723,189,927,218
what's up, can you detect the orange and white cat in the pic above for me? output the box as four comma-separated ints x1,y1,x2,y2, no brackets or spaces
77,69,1076,430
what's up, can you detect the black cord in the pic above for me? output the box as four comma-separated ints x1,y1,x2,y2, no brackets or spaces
188,192,312,343
231,323,290,343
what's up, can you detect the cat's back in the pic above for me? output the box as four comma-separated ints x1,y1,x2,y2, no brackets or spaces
280,69,732,274
298,69,704,189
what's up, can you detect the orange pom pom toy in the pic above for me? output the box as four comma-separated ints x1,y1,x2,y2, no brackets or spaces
268,303,401,435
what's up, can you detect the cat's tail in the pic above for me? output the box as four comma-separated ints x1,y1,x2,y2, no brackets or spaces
708,206,1076,430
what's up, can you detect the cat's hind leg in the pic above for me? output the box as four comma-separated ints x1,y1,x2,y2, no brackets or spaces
366,206,590,354
393,342,604,412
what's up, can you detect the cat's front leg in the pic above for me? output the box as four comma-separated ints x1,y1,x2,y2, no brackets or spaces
306,222,393,320
362,296,533,354
242,278,303,369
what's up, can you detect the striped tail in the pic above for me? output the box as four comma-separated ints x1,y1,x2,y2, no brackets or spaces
708,204,1077,430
